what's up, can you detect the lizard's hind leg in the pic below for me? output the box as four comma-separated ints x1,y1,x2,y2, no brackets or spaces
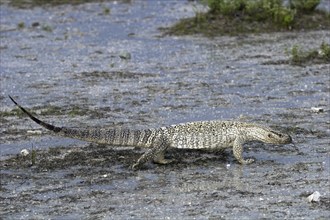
132,136,170,169
153,151,174,165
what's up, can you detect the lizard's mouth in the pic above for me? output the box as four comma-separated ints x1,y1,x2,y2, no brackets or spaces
283,134,293,144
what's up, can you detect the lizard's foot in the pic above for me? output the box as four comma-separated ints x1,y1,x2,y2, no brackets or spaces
153,158,175,165
131,162,142,170
131,159,174,170
131,158,145,170
240,158,255,165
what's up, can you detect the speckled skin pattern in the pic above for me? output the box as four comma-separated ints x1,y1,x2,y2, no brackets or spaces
9,96,292,169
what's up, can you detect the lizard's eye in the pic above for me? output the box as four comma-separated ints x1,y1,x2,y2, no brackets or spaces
268,133,273,138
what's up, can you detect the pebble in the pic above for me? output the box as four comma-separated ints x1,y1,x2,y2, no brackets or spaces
311,107,324,113
307,191,321,202
20,149,29,156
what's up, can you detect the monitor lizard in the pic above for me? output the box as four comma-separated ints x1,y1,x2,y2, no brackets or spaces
9,96,292,169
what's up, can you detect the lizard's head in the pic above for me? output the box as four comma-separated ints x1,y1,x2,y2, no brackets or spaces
264,129,292,144
247,125,292,144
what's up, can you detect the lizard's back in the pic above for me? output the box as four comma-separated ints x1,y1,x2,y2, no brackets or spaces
165,121,240,150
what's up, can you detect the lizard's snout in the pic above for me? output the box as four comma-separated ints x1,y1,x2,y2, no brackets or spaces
283,134,292,144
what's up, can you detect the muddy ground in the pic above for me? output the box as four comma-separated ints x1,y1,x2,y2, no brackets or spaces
0,0,329,219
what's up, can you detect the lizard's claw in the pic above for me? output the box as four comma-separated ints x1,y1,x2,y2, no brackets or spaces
242,158,255,164
130,162,141,170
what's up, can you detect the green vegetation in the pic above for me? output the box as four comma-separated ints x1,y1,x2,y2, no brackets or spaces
289,0,320,13
207,0,293,26
165,0,329,36
41,24,53,32
103,7,111,15
17,22,25,29
288,42,330,65
0,108,27,118
2,104,99,127
68,107,89,117
1,104,89,118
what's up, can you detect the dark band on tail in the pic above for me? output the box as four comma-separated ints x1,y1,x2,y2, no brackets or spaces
9,95,62,133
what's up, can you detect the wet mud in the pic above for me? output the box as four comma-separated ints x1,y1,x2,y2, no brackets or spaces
1,141,329,219
1,0,329,219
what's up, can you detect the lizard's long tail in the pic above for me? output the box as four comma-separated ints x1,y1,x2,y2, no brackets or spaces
9,95,62,133
9,96,158,147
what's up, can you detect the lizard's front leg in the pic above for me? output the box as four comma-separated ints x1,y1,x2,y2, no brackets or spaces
233,138,254,165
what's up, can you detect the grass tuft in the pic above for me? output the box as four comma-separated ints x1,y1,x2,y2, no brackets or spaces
164,0,329,37
288,42,330,65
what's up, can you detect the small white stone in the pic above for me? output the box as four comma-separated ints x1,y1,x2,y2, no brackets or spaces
20,149,29,156
27,130,42,134
318,49,325,56
311,107,324,113
307,191,321,202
